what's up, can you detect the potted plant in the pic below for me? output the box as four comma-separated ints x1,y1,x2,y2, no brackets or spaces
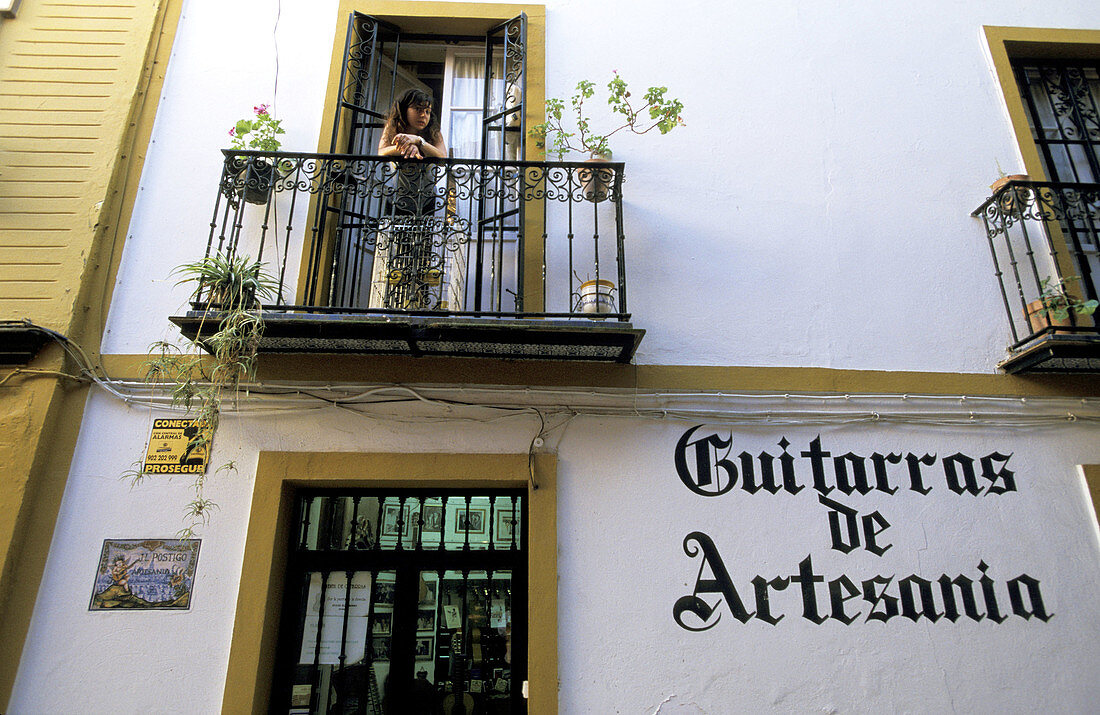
528,72,685,200
228,103,289,204
1026,275,1098,334
135,253,279,536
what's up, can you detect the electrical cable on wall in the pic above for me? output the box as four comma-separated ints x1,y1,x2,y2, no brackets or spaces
10,321,1100,430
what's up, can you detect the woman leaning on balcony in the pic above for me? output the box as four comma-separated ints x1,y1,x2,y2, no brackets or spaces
378,88,447,216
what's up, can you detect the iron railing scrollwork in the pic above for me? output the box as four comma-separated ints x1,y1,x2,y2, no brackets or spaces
202,150,630,323
972,179,1100,348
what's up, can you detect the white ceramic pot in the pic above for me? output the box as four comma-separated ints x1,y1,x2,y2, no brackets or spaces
575,279,616,317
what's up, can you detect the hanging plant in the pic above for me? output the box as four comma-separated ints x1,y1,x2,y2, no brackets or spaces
134,254,278,536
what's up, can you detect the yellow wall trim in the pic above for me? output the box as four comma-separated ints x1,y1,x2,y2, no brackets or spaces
222,451,557,714
1083,464,1100,529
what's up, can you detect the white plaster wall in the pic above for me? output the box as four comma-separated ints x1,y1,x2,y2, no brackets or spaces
103,0,1100,372
8,388,542,714
11,388,1100,712
556,418,1100,712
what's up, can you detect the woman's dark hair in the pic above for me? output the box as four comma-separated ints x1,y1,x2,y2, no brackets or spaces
383,88,440,141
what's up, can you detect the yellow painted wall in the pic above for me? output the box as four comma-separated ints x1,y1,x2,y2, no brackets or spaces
0,0,183,706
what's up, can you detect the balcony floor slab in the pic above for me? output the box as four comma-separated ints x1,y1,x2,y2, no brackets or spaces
999,333,1100,373
169,311,645,364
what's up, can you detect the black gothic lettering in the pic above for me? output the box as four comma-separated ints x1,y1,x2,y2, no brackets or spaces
904,453,936,495
802,437,833,496
978,561,1008,624
860,511,892,556
870,452,901,494
828,575,862,624
898,575,942,622
790,555,828,624
981,452,1017,495
862,575,899,623
819,494,861,554
1007,574,1052,621
943,453,982,496
938,574,983,622
834,452,872,495
740,451,783,494
751,574,790,625
778,438,804,494
675,426,737,497
672,531,754,631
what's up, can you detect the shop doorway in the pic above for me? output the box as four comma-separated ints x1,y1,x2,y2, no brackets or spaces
271,489,528,714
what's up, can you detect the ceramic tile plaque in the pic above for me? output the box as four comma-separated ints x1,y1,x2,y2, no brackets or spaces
89,539,201,610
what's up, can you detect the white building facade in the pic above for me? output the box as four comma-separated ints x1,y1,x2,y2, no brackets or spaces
3,1,1100,712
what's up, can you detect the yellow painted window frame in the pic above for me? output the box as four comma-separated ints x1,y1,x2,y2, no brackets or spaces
983,26,1100,180
1083,465,1100,529
297,1,547,312
982,26,1100,294
220,451,557,714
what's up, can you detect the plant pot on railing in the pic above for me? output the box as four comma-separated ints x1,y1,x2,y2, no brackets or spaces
237,158,277,205
1026,299,1077,335
574,279,616,318
990,174,1030,214
579,156,612,202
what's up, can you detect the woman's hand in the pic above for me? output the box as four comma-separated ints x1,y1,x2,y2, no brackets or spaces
394,133,422,149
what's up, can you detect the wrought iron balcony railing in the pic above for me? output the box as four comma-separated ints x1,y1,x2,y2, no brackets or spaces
972,179,1100,372
172,151,644,362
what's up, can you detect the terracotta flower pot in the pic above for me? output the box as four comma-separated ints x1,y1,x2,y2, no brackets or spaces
990,174,1029,214
1026,298,1075,335
578,155,612,202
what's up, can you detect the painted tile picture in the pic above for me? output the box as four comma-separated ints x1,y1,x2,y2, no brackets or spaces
89,539,201,610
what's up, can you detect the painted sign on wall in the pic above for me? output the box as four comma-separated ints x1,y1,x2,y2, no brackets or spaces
89,539,201,610
672,426,1050,628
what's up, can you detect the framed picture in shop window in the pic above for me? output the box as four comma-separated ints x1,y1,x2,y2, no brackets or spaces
414,635,434,660
494,509,518,544
445,503,488,543
380,503,412,538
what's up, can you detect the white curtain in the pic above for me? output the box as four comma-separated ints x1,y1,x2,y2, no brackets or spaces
448,55,484,159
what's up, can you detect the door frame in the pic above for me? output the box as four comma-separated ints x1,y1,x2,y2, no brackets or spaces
220,451,557,714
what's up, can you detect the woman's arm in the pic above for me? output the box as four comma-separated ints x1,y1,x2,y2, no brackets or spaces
381,132,447,159
417,131,447,159
377,126,408,157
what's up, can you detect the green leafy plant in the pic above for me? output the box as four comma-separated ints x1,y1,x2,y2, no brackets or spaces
1036,275,1098,321
229,103,285,152
136,254,278,536
528,72,685,159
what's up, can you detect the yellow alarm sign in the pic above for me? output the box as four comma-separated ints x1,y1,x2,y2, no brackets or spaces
142,418,212,474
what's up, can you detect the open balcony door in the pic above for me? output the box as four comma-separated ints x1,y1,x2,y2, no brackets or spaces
315,12,528,315
474,14,527,313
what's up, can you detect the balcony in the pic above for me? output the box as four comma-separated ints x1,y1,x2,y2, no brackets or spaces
972,179,1100,373
170,151,644,363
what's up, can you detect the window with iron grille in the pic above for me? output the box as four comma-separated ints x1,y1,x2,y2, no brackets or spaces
1013,59,1100,183
1011,58,1100,305
271,490,528,714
